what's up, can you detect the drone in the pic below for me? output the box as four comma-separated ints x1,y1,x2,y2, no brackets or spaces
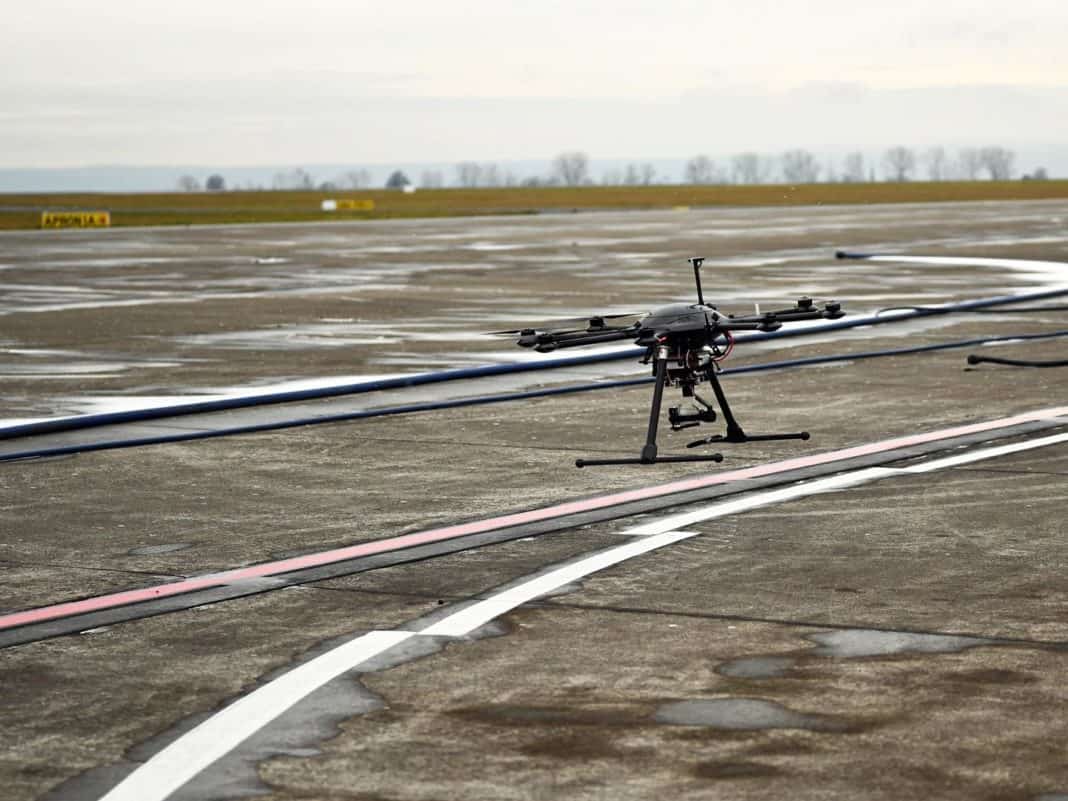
500,257,844,467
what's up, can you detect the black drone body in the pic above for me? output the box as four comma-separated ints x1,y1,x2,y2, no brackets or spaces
507,257,844,467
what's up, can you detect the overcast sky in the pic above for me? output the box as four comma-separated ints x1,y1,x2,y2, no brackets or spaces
3,0,1067,169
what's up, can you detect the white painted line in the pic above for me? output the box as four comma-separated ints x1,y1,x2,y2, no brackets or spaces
419,529,701,638
98,630,415,801
897,431,1068,474
96,529,703,801
623,432,1068,538
621,468,898,537
96,427,1068,801
861,254,1068,290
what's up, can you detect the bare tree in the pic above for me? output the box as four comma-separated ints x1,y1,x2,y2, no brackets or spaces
684,155,716,184
454,162,506,187
841,152,866,183
731,152,772,184
979,146,1015,180
958,148,983,180
481,163,502,187
177,175,201,192
455,162,483,188
552,151,590,186
343,169,371,189
614,163,657,185
419,170,445,189
273,168,313,190
205,174,226,192
1023,167,1050,181
882,147,916,182
781,149,820,183
924,147,949,181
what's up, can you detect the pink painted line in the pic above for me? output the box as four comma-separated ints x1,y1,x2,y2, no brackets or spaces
4,406,1067,633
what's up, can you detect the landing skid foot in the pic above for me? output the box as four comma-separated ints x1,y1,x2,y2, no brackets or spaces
576,453,724,468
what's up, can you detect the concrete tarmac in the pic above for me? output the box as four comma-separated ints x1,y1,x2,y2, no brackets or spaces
2,201,1068,801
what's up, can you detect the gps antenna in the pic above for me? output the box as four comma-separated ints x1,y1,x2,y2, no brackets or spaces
688,257,705,305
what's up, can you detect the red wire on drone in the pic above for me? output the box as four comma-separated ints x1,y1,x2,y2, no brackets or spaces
713,331,735,362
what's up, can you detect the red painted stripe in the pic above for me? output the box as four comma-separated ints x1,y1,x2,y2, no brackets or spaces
3,406,1066,632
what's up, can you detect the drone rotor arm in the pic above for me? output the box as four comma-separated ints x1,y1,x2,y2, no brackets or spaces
760,298,845,321
491,312,647,337
520,324,641,352
717,318,783,333
531,330,639,353
723,298,844,332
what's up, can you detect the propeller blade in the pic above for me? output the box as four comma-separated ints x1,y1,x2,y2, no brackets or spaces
489,312,646,336
728,297,844,325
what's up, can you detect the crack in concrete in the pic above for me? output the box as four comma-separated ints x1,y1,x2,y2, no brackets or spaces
342,432,643,454
0,559,185,580
952,466,1068,478
541,599,1068,649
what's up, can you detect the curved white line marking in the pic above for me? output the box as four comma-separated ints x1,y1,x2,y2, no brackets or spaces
862,254,1068,290
419,529,699,639
98,529,699,801
99,430,1068,801
100,630,413,801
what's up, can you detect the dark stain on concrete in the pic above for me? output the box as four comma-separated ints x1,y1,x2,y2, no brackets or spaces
952,667,1038,686
692,759,783,780
450,703,649,729
519,730,652,761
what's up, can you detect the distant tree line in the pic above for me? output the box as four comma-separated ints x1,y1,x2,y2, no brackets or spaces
677,145,1030,186
176,145,1050,193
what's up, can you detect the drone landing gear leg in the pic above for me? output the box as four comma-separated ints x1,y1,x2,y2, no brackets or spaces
576,358,724,468
687,369,810,448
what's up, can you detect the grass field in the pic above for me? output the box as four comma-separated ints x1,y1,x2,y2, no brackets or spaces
2,180,1068,230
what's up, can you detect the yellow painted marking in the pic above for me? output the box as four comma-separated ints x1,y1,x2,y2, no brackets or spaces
41,211,111,228
336,199,375,211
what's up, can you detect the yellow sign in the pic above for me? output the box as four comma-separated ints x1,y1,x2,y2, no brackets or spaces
41,211,111,229
336,199,375,211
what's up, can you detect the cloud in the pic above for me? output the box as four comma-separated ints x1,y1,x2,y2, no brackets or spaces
4,79,1067,169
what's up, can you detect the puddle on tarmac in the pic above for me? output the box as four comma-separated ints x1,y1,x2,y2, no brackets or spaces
171,321,494,350
0,360,184,378
805,629,989,658
716,655,797,679
151,662,388,801
655,698,846,732
715,628,995,682
8,208,1068,430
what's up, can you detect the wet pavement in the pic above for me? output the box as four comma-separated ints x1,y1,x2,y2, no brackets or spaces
1,201,1068,801
3,200,1068,422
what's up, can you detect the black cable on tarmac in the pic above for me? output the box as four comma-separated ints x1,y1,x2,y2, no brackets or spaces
5,327,1068,462
967,354,1068,368
6,276,1068,444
